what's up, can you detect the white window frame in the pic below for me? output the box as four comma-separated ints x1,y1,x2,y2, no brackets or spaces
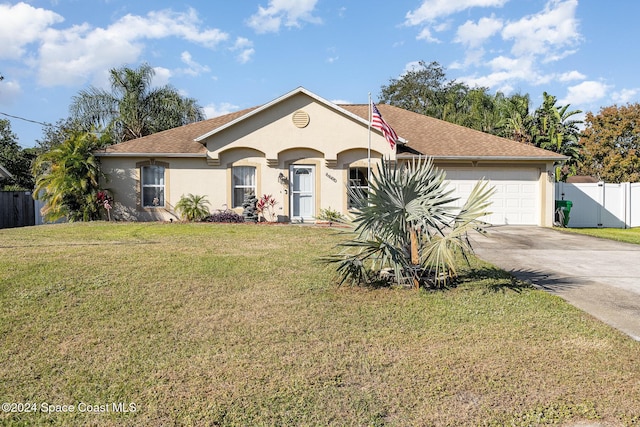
232,166,256,208
348,167,369,209
141,165,165,208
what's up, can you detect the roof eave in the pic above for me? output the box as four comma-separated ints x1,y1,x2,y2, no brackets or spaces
95,152,207,158
397,154,569,162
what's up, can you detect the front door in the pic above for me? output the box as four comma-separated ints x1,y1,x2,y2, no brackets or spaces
290,165,315,221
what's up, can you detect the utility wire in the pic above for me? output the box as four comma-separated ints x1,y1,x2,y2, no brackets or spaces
0,111,51,127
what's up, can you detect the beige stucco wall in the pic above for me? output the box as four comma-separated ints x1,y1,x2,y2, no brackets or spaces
99,93,394,222
100,156,221,221
98,91,557,225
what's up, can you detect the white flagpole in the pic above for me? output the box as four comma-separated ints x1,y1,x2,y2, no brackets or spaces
367,92,372,183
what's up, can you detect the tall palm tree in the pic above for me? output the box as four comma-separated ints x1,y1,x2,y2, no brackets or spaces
70,63,205,144
325,158,494,289
33,131,106,222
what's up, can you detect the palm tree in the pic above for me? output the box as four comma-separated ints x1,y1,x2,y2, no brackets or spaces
497,93,535,144
175,194,211,222
70,63,205,144
325,158,494,289
33,131,106,222
533,92,583,180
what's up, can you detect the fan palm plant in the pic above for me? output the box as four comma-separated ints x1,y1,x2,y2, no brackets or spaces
175,194,211,222
325,157,494,289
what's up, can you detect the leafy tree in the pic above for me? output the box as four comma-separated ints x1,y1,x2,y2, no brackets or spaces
33,131,108,222
36,118,84,153
496,93,535,144
532,92,583,181
380,61,451,118
0,119,36,190
175,194,211,222
70,63,205,144
577,103,640,183
379,61,525,136
325,157,494,288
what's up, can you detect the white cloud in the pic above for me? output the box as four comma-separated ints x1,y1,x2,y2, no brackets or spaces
460,55,541,89
558,70,586,82
203,102,239,119
178,51,210,76
0,2,64,59
3,6,229,87
152,67,172,87
612,88,639,104
455,15,503,48
230,37,255,64
416,28,440,43
405,0,509,26
247,0,321,34
501,0,580,59
560,80,611,106
0,79,23,105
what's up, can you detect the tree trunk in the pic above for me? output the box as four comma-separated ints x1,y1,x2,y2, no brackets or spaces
410,227,420,289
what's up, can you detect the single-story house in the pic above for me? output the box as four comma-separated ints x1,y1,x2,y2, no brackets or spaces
96,87,567,226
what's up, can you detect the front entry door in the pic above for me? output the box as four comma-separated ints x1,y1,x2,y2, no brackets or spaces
290,165,315,221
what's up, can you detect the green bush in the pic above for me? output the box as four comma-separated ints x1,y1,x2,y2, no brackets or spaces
175,194,211,222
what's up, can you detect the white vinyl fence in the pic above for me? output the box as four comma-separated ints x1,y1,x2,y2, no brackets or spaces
556,181,640,228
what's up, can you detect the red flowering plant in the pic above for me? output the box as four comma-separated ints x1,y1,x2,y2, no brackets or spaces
96,190,114,221
256,194,278,222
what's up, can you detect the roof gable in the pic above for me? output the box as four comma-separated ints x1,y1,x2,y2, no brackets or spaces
194,87,370,142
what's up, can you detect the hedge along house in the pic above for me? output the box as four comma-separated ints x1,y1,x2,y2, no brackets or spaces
96,87,567,226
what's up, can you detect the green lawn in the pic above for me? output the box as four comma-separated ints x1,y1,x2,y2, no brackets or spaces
1,223,639,426
559,226,640,245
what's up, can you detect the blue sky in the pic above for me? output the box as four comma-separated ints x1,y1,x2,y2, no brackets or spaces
1,0,638,148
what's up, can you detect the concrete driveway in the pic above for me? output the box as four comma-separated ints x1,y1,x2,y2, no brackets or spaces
470,226,640,341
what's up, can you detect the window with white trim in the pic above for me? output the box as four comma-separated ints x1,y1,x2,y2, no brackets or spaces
348,167,369,209
141,165,165,207
232,166,256,208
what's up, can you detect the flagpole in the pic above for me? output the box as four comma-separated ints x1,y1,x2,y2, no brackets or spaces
367,92,372,183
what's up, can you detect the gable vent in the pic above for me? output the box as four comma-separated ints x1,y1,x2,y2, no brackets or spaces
292,110,310,128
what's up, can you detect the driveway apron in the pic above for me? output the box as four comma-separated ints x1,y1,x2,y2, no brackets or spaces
470,226,640,341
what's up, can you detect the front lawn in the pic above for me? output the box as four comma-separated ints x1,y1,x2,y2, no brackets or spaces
1,223,638,426
559,226,640,245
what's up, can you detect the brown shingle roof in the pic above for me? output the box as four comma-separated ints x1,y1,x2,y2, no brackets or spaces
341,104,566,160
97,92,565,161
97,107,258,155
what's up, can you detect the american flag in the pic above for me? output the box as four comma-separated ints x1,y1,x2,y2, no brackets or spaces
371,103,398,149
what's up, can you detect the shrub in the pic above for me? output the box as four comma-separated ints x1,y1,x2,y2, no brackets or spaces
256,194,278,222
317,207,345,225
175,194,210,222
204,211,245,223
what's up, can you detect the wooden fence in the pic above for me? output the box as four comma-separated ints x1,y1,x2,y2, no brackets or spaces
0,191,35,229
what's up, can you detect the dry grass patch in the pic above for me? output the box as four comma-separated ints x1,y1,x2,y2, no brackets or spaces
0,222,638,426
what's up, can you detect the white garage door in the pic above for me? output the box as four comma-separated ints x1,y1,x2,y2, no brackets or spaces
444,168,540,225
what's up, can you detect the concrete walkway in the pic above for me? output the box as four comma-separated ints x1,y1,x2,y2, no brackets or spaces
470,226,640,341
